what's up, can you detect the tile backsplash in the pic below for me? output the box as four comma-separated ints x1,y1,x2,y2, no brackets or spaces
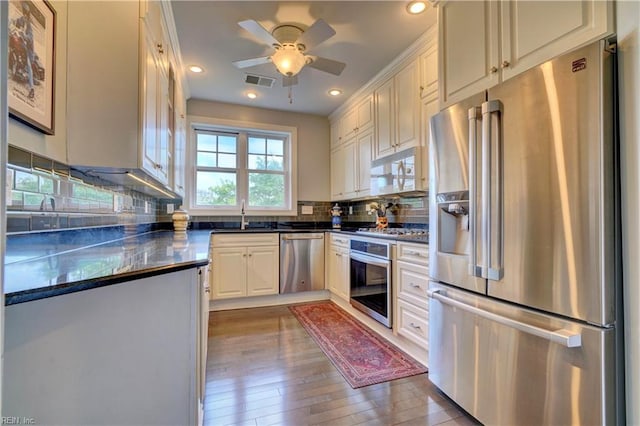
6,146,162,233
6,146,428,233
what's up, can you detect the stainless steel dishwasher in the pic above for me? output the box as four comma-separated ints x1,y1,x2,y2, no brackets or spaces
279,233,325,293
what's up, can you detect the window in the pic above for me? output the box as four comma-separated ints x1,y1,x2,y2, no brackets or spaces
188,118,297,215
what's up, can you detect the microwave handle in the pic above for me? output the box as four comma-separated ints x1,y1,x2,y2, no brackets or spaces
397,160,406,191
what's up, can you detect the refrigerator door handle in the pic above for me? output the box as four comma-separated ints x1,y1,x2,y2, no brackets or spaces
482,100,504,281
468,106,482,277
427,289,582,348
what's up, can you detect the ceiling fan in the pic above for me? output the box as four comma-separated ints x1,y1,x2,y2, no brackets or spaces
233,18,346,87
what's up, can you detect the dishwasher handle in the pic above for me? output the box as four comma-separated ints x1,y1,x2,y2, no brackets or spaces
281,234,324,240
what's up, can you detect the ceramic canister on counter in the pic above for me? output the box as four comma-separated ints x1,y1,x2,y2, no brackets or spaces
329,203,342,229
172,206,190,232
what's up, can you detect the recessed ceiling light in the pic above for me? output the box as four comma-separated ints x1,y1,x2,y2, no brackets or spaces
189,65,204,73
328,89,342,96
407,1,427,14
247,92,258,99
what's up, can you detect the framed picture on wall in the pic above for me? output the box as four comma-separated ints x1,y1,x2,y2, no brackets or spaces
8,0,56,135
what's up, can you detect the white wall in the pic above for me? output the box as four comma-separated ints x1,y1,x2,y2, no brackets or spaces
8,0,67,163
188,99,331,201
617,1,640,424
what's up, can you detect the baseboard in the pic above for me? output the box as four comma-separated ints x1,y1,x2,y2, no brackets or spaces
209,290,331,311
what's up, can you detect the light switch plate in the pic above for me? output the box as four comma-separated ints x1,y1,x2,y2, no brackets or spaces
301,205,313,215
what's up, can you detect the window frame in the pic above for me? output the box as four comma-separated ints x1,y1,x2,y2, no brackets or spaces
186,116,298,216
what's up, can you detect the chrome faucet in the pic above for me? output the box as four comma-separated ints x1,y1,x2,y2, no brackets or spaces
240,199,249,230
40,196,55,211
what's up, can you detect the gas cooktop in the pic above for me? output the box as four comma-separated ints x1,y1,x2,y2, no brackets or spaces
354,228,428,241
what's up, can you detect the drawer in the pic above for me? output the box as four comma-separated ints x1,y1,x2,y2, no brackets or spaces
397,242,429,265
396,260,429,307
211,233,279,247
397,299,429,349
329,232,350,248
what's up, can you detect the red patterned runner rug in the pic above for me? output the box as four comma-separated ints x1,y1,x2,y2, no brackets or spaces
289,301,427,388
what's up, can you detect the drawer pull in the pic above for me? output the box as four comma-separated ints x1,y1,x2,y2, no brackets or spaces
405,250,423,256
410,322,422,330
410,283,421,289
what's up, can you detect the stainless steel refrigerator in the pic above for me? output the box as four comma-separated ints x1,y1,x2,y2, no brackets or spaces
428,38,624,425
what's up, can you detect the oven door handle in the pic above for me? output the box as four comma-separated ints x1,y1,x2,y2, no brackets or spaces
350,252,390,268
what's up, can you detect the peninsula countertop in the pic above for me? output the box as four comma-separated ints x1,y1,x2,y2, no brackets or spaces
4,230,212,305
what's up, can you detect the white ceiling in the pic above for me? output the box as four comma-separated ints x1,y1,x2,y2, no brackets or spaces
170,1,435,117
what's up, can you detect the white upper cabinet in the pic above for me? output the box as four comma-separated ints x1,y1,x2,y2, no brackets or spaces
419,41,438,101
500,1,613,81
66,0,186,194
337,95,374,145
438,0,614,107
438,0,500,107
374,58,421,159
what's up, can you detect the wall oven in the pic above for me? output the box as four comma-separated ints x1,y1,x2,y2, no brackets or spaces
349,238,394,328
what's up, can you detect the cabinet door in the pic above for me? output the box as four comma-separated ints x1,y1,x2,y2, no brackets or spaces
338,247,351,301
342,141,357,199
341,107,358,141
420,96,439,190
328,246,349,301
375,77,395,158
357,95,374,131
419,41,438,101
330,118,342,149
356,128,373,196
246,246,279,296
173,82,186,196
211,247,247,299
330,147,345,200
395,59,421,150
142,28,160,179
500,0,613,81
156,66,170,184
439,0,500,107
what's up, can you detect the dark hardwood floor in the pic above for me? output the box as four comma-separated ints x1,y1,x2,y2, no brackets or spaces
204,304,479,426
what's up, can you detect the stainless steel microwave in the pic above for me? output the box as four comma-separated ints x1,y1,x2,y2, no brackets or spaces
370,146,424,196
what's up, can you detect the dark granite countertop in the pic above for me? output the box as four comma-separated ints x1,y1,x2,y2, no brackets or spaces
4,230,211,305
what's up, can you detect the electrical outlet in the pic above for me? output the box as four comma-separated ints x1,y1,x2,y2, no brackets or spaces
349,206,353,215
167,204,174,214
144,201,150,214
301,205,313,215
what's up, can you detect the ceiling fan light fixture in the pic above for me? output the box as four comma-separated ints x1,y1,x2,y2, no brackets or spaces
271,44,307,77
406,1,427,14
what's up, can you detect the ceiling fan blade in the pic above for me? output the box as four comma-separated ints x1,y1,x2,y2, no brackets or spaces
238,20,280,47
296,19,336,52
232,56,272,69
307,56,346,76
283,75,298,87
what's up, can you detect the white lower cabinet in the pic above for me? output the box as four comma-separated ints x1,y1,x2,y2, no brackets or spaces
394,242,429,351
210,234,279,299
327,234,350,301
3,268,204,425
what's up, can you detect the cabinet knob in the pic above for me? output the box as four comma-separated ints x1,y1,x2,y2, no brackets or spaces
502,60,510,68
157,43,164,54
490,66,498,74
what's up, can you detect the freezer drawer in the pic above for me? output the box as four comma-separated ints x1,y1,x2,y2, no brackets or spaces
428,282,617,426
